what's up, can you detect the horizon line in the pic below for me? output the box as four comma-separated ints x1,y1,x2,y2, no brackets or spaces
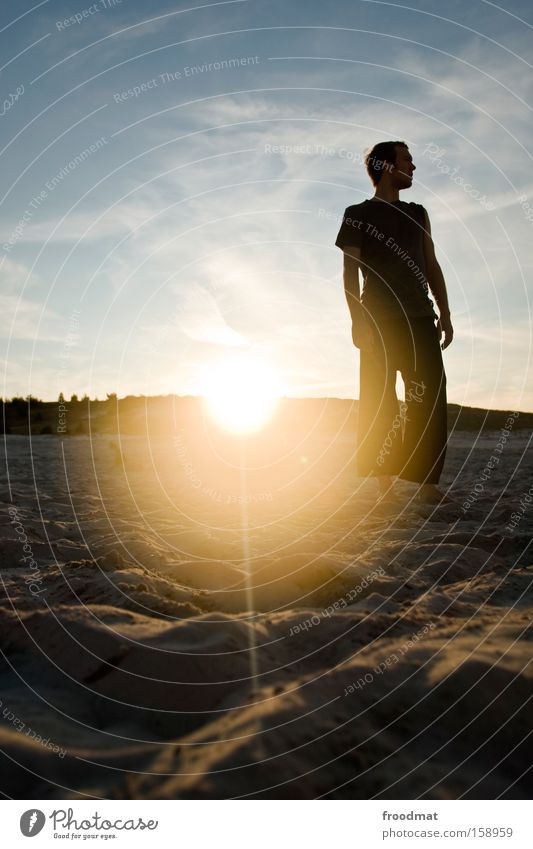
3,394,531,416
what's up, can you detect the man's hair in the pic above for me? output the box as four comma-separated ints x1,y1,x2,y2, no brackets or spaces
364,140,408,186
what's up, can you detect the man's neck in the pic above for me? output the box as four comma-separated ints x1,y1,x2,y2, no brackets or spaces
372,181,400,203
371,186,401,202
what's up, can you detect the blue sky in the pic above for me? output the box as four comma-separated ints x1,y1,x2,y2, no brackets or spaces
1,0,532,409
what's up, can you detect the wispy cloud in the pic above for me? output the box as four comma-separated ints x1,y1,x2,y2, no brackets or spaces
170,279,248,346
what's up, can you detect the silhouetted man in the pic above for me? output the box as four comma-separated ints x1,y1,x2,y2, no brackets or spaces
335,140,453,503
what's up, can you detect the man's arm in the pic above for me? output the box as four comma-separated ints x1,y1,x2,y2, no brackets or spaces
343,246,361,321
422,208,454,350
343,246,374,351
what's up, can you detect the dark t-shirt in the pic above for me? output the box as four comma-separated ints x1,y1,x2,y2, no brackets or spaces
335,199,437,320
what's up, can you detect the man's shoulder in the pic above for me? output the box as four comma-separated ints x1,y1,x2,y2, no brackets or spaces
406,200,428,214
343,201,367,215
400,201,428,223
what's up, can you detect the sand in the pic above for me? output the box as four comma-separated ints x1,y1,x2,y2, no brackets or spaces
0,423,531,799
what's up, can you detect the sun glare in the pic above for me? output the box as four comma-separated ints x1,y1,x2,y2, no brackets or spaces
201,357,282,433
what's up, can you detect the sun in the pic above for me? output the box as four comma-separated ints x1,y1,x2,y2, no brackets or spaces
201,356,282,433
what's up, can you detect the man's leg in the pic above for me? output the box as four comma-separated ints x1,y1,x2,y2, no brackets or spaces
357,320,403,486
398,317,448,487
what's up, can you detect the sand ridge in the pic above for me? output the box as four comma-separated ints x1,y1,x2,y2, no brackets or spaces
0,429,531,798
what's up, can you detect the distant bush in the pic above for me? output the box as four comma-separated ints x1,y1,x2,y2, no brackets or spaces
10,397,27,416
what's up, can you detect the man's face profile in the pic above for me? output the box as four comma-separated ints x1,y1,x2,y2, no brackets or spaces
389,145,416,189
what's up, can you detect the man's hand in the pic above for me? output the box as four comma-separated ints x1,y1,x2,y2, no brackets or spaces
352,316,375,352
437,312,453,350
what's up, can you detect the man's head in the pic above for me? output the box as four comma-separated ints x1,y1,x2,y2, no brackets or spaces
364,141,415,190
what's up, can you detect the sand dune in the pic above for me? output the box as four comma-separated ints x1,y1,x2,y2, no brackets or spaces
0,425,531,799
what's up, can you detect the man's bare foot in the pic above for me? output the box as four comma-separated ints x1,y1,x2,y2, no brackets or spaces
416,484,455,504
